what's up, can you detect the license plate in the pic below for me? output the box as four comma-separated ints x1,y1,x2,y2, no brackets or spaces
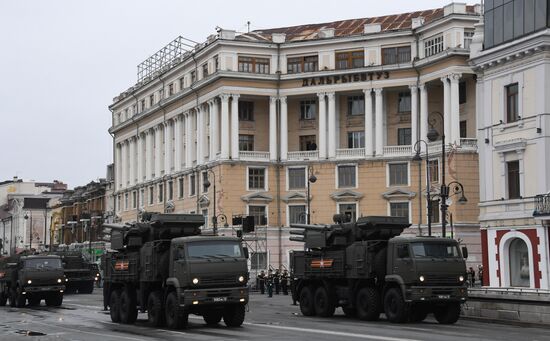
438,295,450,299
213,297,227,302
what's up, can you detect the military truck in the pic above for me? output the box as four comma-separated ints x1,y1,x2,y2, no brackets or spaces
103,213,249,329
0,254,65,307
290,215,468,324
49,250,97,294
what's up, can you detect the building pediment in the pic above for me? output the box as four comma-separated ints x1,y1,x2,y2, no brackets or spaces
330,189,364,202
382,188,416,200
241,192,273,203
165,200,176,212
198,195,210,208
494,138,527,153
282,192,309,203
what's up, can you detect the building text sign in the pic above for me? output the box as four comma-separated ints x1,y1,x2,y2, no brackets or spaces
302,71,390,87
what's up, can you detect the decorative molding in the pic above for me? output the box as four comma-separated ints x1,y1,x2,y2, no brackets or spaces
493,138,527,153
240,192,273,203
381,188,416,200
330,189,364,202
198,194,210,207
281,192,309,203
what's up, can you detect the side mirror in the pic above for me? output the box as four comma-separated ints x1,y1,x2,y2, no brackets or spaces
243,247,249,259
461,246,469,259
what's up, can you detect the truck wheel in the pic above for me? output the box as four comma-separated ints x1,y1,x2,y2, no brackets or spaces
342,307,356,317
203,310,223,325
147,291,165,327
409,304,428,323
45,292,63,307
223,304,245,327
109,289,122,323
383,288,408,323
120,288,138,324
356,287,381,321
28,297,41,306
15,288,26,308
0,292,7,306
433,303,461,324
314,286,335,317
165,292,188,329
298,286,315,316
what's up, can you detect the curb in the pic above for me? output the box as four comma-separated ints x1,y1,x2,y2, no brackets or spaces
461,315,550,329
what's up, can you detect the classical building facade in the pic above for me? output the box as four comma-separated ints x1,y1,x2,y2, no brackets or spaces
109,3,482,271
471,0,550,289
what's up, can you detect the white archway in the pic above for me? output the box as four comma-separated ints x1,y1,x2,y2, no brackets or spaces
498,231,535,288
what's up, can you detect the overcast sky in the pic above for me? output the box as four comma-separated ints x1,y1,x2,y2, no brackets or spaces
0,0,467,188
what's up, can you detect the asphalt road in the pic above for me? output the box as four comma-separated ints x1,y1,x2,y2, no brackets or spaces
0,291,548,341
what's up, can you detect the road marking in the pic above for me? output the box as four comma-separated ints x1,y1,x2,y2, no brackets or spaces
32,321,150,341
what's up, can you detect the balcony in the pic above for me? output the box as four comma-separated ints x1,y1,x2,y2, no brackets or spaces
239,151,270,161
534,194,550,218
287,151,319,161
383,145,412,157
336,148,365,159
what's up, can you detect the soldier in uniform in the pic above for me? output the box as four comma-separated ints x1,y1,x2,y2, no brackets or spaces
281,269,289,295
266,270,274,298
257,270,266,294
274,269,281,295
290,272,297,305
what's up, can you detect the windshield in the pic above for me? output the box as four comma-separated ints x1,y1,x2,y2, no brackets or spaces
24,258,63,269
411,243,460,258
187,241,243,259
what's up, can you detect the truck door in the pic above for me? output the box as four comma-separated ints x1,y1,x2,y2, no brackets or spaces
172,245,187,283
392,244,416,283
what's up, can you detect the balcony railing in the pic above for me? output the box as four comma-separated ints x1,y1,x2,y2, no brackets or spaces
383,145,412,157
460,138,478,150
239,151,270,161
287,151,319,161
534,194,550,217
336,148,365,159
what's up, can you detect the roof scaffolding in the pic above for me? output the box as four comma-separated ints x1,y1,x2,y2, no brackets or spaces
137,36,195,82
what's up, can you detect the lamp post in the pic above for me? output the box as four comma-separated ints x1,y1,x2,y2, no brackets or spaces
306,166,317,224
203,168,218,235
412,139,432,236
80,218,91,257
24,212,32,250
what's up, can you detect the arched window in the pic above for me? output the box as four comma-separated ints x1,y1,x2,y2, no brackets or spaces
509,238,530,287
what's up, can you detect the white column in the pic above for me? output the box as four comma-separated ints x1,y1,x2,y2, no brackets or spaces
318,93,327,159
154,125,162,178
185,112,192,168
327,92,336,158
121,140,128,188
269,96,277,161
165,120,174,173
280,96,288,161
145,129,153,180
419,85,428,153
374,88,384,156
174,115,182,171
196,107,204,165
220,94,230,159
129,136,136,185
450,73,461,145
441,76,451,142
363,88,374,157
190,111,196,164
410,85,418,150
116,143,122,189
137,134,144,183
230,94,240,159
209,100,219,161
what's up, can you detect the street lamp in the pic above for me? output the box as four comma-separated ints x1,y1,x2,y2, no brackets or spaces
306,166,317,224
203,168,218,235
412,139,432,236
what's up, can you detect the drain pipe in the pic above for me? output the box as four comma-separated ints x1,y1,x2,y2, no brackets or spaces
413,30,423,236
275,42,282,267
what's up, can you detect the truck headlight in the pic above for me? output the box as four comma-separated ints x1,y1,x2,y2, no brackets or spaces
238,275,245,283
57,279,62,283
27,279,32,285
96,273,100,277
192,278,199,285
419,275,425,282
459,275,465,282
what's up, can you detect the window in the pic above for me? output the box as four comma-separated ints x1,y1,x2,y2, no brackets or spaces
459,81,467,104
347,131,365,149
238,56,270,74
338,165,356,188
168,181,173,200
509,238,530,287
424,34,444,57
239,135,254,151
140,100,146,112
347,96,364,116
299,135,317,151
178,178,184,198
168,83,174,96
124,109,129,120
398,92,411,112
202,209,208,229
507,160,520,199
428,159,439,183
140,189,145,207
191,71,196,83
214,56,219,71
339,203,357,223
250,252,267,270
397,128,411,146
238,101,254,121
300,100,316,120
287,55,318,73
159,88,164,100
202,172,209,193
202,63,209,77
288,167,306,190
460,120,467,138
117,195,121,212
390,202,409,220
149,95,155,107
429,199,440,223
189,174,196,196
336,50,364,69
149,186,154,205
464,30,474,49
289,205,306,224
506,83,519,123
396,244,410,258
179,77,184,91
389,163,408,186
158,183,164,203
124,193,129,210
248,167,266,190
381,46,411,65
249,205,267,226
132,191,137,209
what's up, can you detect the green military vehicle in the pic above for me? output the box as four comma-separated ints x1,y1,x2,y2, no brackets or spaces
290,215,468,324
0,254,65,307
103,213,249,329
50,250,97,294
